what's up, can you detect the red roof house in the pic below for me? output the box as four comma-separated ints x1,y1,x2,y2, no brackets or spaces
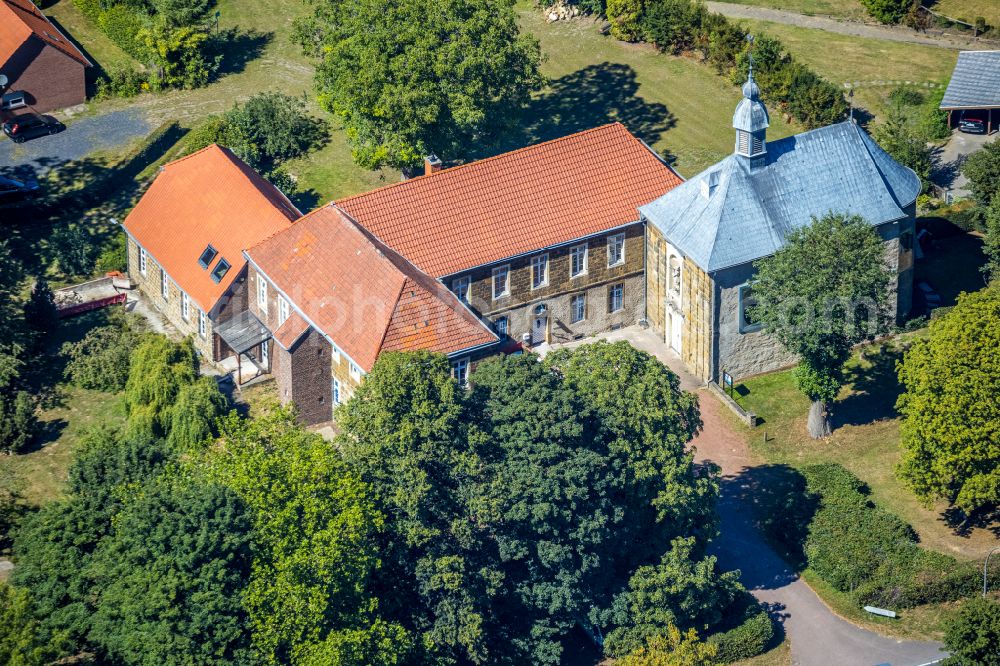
0,0,91,112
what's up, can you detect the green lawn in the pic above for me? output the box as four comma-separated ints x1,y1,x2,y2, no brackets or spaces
930,0,1000,30
43,0,136,73
728,332,998,562
719,0,866,19
734,18,956,123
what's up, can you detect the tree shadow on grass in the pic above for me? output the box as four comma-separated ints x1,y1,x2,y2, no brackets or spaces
831,343,905,429
477,62,677,162
209,28,272,81
942,505,1000,539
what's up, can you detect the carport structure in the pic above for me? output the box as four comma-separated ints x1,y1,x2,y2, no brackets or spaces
940,50,1000,134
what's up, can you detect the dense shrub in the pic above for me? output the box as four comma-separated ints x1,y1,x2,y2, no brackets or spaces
95,65,149,100
62,310,148,392
943,597,1000,666
917,87,951,141
756,463,1000,609
860,0,911,24
0,391,37,454
94,233,128,273
607,0,648,41
50,226,95,277
97,5,151,61
642,0,705,54
706,594,774,663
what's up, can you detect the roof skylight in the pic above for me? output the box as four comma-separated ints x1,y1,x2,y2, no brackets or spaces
210,257,231,283
198,245,218,269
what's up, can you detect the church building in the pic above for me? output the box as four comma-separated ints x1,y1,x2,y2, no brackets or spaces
640,66,921,384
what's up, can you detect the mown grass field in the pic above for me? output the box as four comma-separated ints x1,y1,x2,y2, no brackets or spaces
716,0,1000,27
734,17,956,121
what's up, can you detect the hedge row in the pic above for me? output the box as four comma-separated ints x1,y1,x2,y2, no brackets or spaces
591,0,848,129
706,593,775,663
757,464,1000,609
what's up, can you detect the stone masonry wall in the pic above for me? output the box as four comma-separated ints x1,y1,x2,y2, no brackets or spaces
680,258,712,382
271,327,333,425
127,236,215,359
454,224,645,345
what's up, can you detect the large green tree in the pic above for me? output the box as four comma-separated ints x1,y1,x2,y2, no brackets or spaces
897,287,1000,514
943,597,1000,666
963,139,1000,209
750,213,892,438
875,101,933,192
337,346,725,664
87,481,254,665
295,0,543,169
205,409,407,666
0,582,72,666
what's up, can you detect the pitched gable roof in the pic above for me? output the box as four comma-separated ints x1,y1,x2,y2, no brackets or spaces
941,50,1000,110
123,145,300,312
245,205,498,371
640,122,921,273
336,123,682,277
0,0,91,68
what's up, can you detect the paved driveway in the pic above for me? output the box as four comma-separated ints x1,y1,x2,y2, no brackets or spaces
543,326,946,666
933,130,997,197
0,108,150,170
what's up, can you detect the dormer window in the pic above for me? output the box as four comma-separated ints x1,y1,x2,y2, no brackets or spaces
198,245,218,268
210,257,231,283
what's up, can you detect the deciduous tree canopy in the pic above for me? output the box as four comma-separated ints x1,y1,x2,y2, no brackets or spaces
295,0,543,169
750,213,892,438
897,286,1000,514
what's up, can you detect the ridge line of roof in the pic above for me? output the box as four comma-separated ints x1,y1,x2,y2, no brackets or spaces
849,121,920,208
3,0,92,66
335,122,630,205
375,279,410,361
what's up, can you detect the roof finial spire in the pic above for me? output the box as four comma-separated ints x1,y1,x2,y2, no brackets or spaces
741,34,760,101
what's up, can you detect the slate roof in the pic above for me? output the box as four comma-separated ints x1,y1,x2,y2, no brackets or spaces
245,205,498,371
0,0,91,68
336,123,682,277
640,121,921,273
733,75,770,133
122,145,300,312
940,50,1000,109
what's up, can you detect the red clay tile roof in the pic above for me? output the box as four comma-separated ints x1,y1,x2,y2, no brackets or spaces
0,0,91,68
246,205,498,371
271,311,310,351
123,145,300,313
336,123,682,277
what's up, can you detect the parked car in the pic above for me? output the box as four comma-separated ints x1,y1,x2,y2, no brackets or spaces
958,110,987,134
1,113,63,143
0,174,40,204
916,280,942,313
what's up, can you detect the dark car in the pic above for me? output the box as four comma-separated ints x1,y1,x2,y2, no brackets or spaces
0,174,40,204
958,110,987,134
1,113,63,143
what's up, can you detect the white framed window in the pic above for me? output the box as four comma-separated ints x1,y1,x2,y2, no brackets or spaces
139,247,147,276
570,243,588,278
607,233,625,267
278,296,290,326
350,362,361,381
570,293,585,323
494,316,509,337
531,254,549,289
181,292,190,321
451,357,469,387
160,269,169,300
332,345,341,364
451,276,471,303
198,310,207,338
332,378,341,405
608,283,624,313
260,339,269,366
492,265,510,300
256,273,268,315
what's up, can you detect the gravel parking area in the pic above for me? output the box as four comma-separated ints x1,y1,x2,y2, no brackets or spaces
0,108,151,170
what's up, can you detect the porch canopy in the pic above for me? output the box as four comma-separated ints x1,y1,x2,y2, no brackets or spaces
214,310,271,355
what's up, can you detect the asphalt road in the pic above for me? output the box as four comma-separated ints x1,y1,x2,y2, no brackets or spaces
0,108,150,170
932,129,997,197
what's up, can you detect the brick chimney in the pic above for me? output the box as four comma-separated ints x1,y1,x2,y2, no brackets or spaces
424,154,443,176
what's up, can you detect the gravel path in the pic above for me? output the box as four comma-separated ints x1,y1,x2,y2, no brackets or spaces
705,1,991,50
0,108,150,170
